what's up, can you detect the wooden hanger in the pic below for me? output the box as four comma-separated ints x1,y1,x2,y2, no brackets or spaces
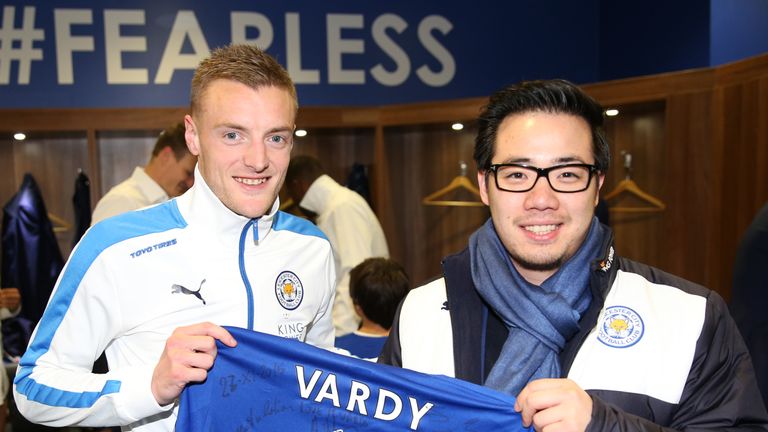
603,152,665,213
47,212,71,233
422,162,485,207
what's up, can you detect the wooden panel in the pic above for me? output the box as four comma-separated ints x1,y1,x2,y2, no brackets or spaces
379,98,486,125
97,130,159,196
715,53,768,87
758,78,768,207
296,107,380,128
384,123,489,286
602,103,666,270
664,91,716,290
289,127,376,183
280,127,376,217
0,140,17,210
372,125,395,245
584,68,715,106
0,108,186,131
87,129,101,211
715,76,768,300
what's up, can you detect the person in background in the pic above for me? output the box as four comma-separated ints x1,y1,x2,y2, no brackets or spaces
379,79,768,430
285,155,389,336
0,287,20,432
335,257,410,359
91,122,196,224
731,201,768,410
12,44,336,431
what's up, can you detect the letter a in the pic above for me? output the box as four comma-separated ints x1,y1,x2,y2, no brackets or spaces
314,373,341,407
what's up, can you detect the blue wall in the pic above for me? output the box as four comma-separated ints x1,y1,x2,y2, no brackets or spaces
710,0,768,65
0,0,764,109
598,1,711,81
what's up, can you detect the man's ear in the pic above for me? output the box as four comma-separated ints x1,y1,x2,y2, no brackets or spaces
595,172,606,206
184,114,200,156
477,170,490,206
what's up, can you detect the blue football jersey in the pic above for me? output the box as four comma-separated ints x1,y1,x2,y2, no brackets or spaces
176,327,532,431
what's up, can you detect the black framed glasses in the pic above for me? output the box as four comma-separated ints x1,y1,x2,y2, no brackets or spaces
488,163,599,193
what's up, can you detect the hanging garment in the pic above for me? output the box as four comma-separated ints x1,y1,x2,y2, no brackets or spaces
346,162,372,205
1,173,64,357
72,171,91,246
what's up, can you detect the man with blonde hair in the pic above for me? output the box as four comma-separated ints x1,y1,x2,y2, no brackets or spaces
14,44,336,431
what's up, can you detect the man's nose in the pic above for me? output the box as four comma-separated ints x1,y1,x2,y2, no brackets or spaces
244,141,269,171
523,174,559,210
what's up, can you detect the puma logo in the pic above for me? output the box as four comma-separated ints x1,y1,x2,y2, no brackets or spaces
172,279,207,305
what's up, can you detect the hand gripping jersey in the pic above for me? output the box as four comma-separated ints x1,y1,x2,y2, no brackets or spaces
177,327,532,432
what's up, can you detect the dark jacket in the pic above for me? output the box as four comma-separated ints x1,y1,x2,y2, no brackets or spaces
72,170,92,246
731,202,768,410
1,174,64,356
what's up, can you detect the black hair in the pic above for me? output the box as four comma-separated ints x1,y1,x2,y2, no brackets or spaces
349,258,410,330
474,79,610,172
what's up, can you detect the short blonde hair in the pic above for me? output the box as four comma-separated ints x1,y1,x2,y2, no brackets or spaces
190,44,297,114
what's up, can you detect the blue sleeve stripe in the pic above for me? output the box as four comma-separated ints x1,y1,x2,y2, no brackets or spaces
15,378,122,409
14,200,187,408
272,211,328,241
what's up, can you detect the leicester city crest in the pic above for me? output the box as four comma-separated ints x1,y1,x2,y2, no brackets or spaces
597,305,644,348
275,271,304,310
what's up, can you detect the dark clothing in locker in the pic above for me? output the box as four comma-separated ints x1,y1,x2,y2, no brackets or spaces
1,173,64,357
72,170,92,246
346,162,372,204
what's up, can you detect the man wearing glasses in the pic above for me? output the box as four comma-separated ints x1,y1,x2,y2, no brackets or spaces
379,80,768,431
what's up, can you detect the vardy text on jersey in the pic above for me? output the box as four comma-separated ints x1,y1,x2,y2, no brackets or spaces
177,327,532,431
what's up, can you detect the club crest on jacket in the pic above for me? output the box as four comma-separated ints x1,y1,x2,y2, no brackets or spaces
598,305,644,348
275,271,303,310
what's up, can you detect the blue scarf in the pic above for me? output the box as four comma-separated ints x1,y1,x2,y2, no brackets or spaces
469,217,606,395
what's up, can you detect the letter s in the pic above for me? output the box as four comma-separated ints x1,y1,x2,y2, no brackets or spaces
370,14,410,87
416,15,455,87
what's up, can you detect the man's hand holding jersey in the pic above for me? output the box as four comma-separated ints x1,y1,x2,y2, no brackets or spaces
151,322,237,405
515,378,593,432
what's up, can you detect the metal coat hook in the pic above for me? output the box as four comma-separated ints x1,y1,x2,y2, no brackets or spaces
621,151,633,180
604,150,666,212
459,161,468,176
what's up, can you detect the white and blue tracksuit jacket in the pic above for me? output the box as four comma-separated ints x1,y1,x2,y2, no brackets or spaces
13,172,336,431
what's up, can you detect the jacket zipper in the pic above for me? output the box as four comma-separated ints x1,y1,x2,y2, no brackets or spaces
238,218,259,330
